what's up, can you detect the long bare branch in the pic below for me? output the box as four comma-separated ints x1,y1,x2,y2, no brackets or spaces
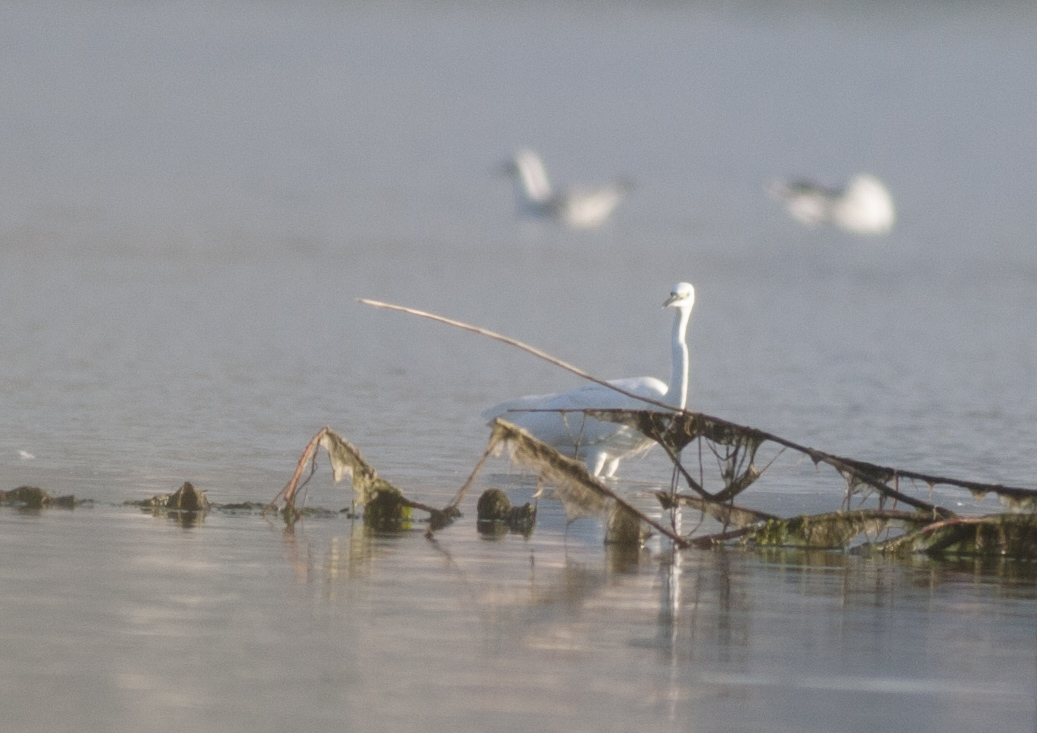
357,298,680,412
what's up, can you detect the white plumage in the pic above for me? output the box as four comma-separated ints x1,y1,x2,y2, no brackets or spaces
503,149,633,229
769,173,895,235
483,282,695,478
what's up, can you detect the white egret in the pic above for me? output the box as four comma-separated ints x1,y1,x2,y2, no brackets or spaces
483,282,695,477
502,149,633,229
769,173,895,235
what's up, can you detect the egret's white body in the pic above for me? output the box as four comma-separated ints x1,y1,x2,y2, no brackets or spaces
769,174,895,235
483,282,695,477
504,149,632,229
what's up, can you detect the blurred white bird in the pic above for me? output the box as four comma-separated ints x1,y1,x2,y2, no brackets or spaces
483,282,695,478
769,174,895,235
502,149,633,229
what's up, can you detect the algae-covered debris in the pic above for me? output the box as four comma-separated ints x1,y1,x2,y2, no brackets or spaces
0,485,78,510
741,510,933,550
362,485,414,532
270,421,658,544
508,502,537,534
650,489,776,529
870,514,1037,557
357,298,1037,557
266,427,401,516
605,504,651,546
477,488,512,521
588,407,1037,520
125,482,210,511
268,427,459,529
452,419,687,547
165,481,209,510
317,429,399,510
476,488,536,537
210,501,268,512
4,485,50,509
588,408,767,499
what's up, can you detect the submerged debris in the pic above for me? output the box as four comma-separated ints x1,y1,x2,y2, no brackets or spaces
477,488,512,521
871,514,1037,557
125,481,210,512
476,488,536,537
362,485,414,531
164,481,210,511
592,407,1037,521
259,412,1037,557
266,427,459,529
211,501,269,513
265,414,1037,558
458,419,687,548
650,489,776,528
605,504,651,546
0,485,79,510
741,510,933,550
354,297,1037,558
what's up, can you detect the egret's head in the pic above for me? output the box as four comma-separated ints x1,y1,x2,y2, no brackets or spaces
663,282,695,310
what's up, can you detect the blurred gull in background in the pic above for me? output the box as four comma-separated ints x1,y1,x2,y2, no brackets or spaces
501,149,633,229
768,173,895,235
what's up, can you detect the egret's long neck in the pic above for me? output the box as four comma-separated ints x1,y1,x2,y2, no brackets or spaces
666,305,691,409
515,154,553,203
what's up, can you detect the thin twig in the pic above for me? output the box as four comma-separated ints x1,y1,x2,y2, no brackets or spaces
264,427,324,514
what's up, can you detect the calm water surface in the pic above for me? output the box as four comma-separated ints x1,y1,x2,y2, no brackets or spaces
1,1,1037,730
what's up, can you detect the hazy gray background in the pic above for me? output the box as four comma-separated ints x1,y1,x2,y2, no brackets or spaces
1,3,1036,731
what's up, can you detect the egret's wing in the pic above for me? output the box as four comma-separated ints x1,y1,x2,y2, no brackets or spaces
531,378,667,448
484,376,667,454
